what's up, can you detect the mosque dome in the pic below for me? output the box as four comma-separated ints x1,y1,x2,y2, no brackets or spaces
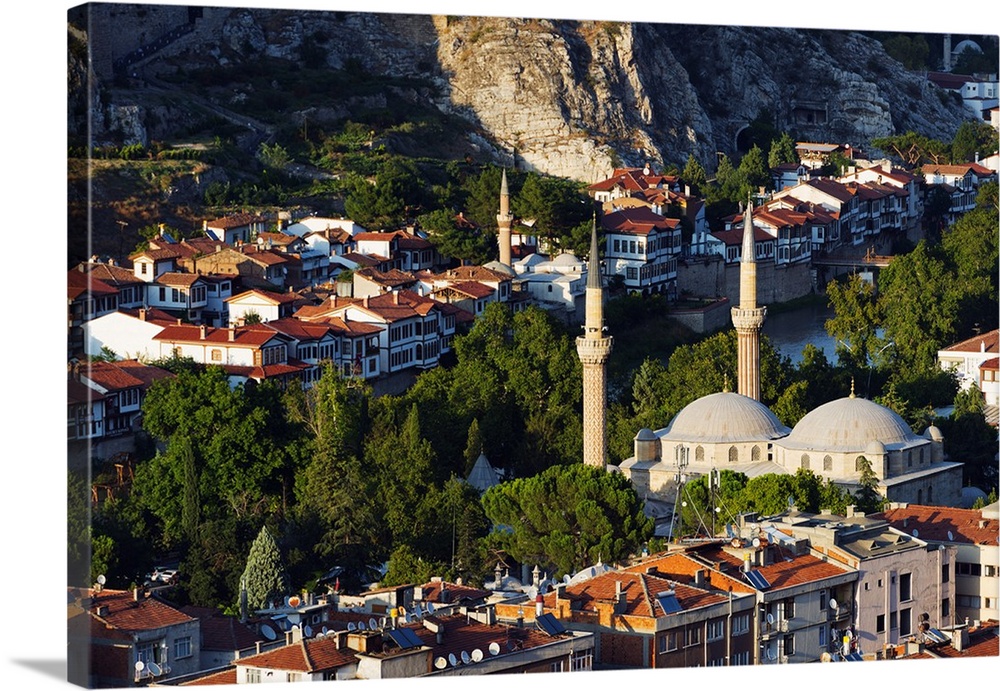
783,396,919,452
483,260,516,277
661,392,790,443
924,425,944,442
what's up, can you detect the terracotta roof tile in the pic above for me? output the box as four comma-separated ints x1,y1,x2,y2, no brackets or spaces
180,667,238,685
206,212,266,229
82,588,195,631
873,505,999,545
180,606,264,651
939,329,1000,354
237,636,358,673
418,581,490,604
690,545,851,591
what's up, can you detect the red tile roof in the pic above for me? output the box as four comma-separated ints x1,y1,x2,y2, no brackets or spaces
691,545,852,591
80,588,195,631
601,207,680,236
78,262,142,286
179,606,264,651
873,505,999,545
435,281,495,299
542,570,728,618
236,636,359,673
180,667,238,685
206,212,266,229
157,272,204,287
84,360,167,391
418,581,491,604
226,288,300,305
939,329,1000,354
68,269,118,300
153,324,285,346
624,551,754,594
395,614,560,660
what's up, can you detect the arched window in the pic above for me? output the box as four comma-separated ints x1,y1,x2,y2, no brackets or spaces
917,488,923,504
855,456,866,472
927,485,933,504
695,446,705,462
801,453,811,470
823,455,833,472
919,448,925,464
416,344,423,360
752,445,761,462
729,446,738,463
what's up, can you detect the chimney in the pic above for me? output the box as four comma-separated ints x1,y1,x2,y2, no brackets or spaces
138,308,147,322
199,324,207,340
176,318,183,325
363,296,370,309
228,327,236,342
532,565,541,587
694,569,707,587
203,220,208,232
535,592,544,617
133,587,142,602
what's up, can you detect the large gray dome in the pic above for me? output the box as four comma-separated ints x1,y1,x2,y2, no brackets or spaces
782,396,919,451
661,392,790,443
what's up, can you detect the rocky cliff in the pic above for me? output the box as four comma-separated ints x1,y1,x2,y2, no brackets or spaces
71,6,974,182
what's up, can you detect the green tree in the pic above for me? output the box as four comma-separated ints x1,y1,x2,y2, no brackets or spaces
737,144,770,192
951,120,999,163
825,273,882,373
872,131,949,167
179,433,200,543
256,142,291,171
481,464,653,576
464,418,484,476
767,132,798,169
419,208,492,265
240,526,290,611
743,474,796,516
878,241,961,372
382,544,446,588
853,457,885,514
882,34,930,70
682,154,707,194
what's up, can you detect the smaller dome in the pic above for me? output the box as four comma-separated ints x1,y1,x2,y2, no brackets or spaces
635,428,657,442
483,260,516,277
924,425,944,441
865,440,886,456
960,486,988,509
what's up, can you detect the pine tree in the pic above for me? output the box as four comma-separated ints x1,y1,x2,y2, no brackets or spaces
464,418,483,476
240,526,290,611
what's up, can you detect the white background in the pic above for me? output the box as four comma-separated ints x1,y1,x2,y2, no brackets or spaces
5,1,997,689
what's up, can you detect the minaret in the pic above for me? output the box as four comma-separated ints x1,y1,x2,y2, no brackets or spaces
577,218,613,468
731,199,767,401
497,169,513,267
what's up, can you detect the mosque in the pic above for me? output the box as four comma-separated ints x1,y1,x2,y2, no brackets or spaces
570,199,965,509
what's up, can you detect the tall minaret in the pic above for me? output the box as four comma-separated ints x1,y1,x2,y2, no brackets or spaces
731,199,767,401
577,218,613,468
497,169,513,267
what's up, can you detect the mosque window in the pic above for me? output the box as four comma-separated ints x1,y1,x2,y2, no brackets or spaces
823,455,833,471
927,486,933,503
695,446,705,462
752,446,760,462
800,454,810,470
729,446,738,463
855,456,866,472
917,489,923,503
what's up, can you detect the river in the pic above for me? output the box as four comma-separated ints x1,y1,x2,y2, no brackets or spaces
762,301,841,366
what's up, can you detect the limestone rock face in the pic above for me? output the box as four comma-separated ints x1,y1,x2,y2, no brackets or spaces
71,8,974,182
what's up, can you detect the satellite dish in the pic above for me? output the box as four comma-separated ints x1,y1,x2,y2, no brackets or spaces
829,598,838,610
912,529,919,537
261,624,277,641
461,650,471,665
920,612,930,622
315,632,325,639
731,537,742,547
322,626,329,635
752,537,761,548
97,574,106,585
489,642,501,656
766,648,776,661
471,648,484,663
427,603,435,615
448,653,458,667
562,574,570,584
369,618,378,630
348,622,357,632
379,617,388,629
358,621,366,631
434,657,448,670
291,624,300,632
947,531,954,541
147,662,162,676
821,652,832,663
134,661,145,673
766,613,775,626
304,625,313,638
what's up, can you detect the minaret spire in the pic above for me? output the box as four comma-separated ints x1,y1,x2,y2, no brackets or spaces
731,196,767,401
497,168,513,267
577,216,613,468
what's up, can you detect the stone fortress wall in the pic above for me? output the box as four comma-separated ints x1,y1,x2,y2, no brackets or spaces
677,256,814,305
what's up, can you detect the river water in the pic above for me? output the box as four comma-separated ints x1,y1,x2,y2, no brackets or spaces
762,301,840,366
